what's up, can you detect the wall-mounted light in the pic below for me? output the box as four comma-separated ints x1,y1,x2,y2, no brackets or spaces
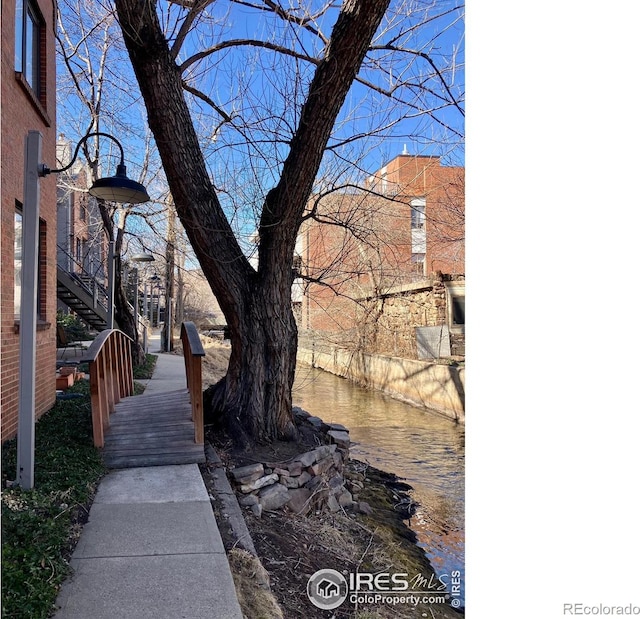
40,131,150,204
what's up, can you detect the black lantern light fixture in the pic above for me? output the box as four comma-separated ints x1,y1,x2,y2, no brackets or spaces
40,131,150,204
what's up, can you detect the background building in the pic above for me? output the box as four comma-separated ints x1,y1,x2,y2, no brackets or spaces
55,135,110,330
366,151,465,276
56,135,108,290
297,152,465,359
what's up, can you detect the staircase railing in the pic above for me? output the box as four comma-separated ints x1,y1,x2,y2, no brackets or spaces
57,243,109,308
58,244,151,338
81,329,134,447
180,322,206,444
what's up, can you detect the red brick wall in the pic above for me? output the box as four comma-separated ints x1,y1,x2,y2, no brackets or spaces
423,165,465,274
300,191,416,332
2,0,58,442
379,155,465,274
300,155,464,335
57,161,108,287
385,154,443,194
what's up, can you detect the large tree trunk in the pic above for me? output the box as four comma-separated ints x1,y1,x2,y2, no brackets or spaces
204,282,298,445
115,0,390,445
224,285,299,443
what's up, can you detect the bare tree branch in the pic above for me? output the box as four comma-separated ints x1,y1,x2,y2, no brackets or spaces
181,81,234,122
179,38,320,74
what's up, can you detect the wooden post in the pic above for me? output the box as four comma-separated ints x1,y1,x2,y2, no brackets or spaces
106,337,115,413
180,322,206,445
192,356,203,444
89,360,104,447
125,336,134,395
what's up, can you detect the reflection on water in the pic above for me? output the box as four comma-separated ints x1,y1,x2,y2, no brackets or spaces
293,365,465,605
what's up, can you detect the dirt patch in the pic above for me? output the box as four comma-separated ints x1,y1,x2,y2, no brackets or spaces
205,429,464,619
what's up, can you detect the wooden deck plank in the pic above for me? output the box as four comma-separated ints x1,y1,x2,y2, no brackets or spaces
108,415,193,428
112,400,191,414
105,435,196,447
112,406,191,416
101,389,204,469
104,426,194,441
109,434,195,452
103,443,205,456
109,406,192,418
113,389,189,403
104,452,206,468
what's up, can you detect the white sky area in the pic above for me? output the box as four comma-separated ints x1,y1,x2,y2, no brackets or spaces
467,2,640,616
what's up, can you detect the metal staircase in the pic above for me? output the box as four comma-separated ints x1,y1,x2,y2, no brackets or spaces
56,265,109,331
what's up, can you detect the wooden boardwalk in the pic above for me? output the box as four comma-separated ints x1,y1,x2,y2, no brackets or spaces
102,389,205,469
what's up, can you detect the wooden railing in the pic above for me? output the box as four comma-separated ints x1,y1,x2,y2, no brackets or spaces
180,321,206,444
81,329,134,447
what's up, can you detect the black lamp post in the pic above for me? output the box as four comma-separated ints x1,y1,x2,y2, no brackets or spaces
148,274,161,327
42,131,150,329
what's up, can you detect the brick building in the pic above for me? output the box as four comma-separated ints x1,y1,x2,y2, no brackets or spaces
297,152,464,357
1,0,58,441
56,135,108,295
365,152,465,276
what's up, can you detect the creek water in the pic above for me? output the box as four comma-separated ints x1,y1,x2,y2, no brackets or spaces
292,364,465,607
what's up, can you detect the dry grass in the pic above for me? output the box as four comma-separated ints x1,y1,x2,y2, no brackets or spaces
228,548,284,619
200,337,231,384
172,335,231,385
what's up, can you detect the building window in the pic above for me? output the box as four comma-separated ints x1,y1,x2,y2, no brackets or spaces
411,198,426,229
81,239,88,267
14,210,23,318
381,173,388,194
14,205,46,321
15,0,45,102
411,252,425,274
14,1,24,72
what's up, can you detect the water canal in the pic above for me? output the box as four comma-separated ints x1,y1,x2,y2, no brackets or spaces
292,365,465,607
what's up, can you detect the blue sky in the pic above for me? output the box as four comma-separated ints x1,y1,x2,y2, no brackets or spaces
56,0,464,256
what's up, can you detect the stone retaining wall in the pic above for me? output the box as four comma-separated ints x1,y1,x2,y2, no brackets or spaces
297,347,465,423
230,409,374,517
346,276,465,359
361,284,448,358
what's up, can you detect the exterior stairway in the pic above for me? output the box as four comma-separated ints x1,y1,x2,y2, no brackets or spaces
56,266,109,330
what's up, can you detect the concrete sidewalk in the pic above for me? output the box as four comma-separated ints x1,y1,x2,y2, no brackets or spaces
53,333,243,619
136,331,188,394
